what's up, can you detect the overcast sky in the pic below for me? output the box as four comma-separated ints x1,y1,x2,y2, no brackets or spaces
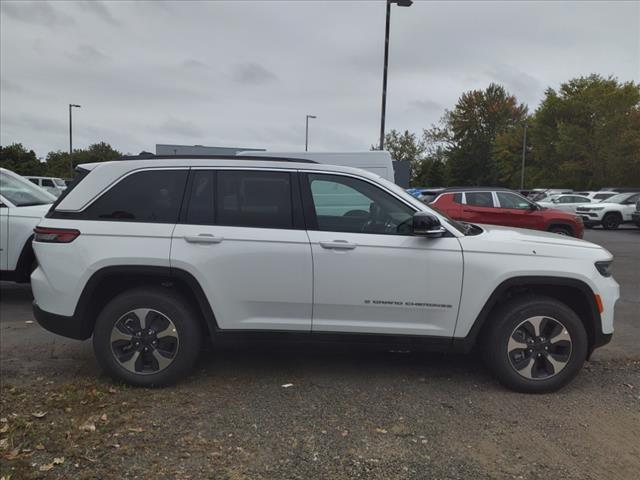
1,0,638,158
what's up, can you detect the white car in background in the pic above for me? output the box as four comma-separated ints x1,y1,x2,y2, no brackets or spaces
25,176,68,197
576,192,640,230
0,168,56,282
575,191,620,203
537,194,592,213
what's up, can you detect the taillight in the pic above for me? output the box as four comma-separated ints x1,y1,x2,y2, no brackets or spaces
33,226,80,243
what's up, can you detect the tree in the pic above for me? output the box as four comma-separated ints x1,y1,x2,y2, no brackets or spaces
373,129,425,163
530,75,640,189
444,83,528,186
0,143,47,176
46,142,123,178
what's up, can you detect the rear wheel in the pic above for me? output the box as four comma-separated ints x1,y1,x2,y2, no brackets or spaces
601,213,621,230
483,296,588,393
93,287,202,387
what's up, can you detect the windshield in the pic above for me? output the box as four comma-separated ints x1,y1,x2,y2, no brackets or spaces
605,193,633,204
0,171,56,206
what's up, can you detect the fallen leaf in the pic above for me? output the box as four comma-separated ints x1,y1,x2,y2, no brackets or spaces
35,444,45,451
127,427,143,433
6,448,21,460
31,412,47,419
39,463,54,472
108,387,118,394
100,414,108,422
0,438,9,450
375,428,388,434
341,430,349,437
53,457,64,465
623,383,634,389
0,425,8,433
79,421,96,432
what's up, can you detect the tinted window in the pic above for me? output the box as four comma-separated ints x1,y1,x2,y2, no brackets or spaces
85,170,188,223
185,170,215,225
594,193,614,201
307,174,414,235
496,192,531,210
216,170,293,229
453,192,463,204
28,178,39,185
465,192,494,208
42,179,54,187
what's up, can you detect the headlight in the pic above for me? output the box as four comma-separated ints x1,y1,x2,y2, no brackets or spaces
595,261,613,277
589,207,605,211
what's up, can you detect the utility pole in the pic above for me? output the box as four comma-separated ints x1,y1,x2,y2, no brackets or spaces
520,123,528,190
305,114,316,151
69,104,81,171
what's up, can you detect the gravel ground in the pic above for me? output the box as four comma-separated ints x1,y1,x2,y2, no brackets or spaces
1,227,639,479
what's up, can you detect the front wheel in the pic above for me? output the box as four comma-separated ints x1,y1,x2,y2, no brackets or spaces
483,296,588,393
548,225,573,236
601,213,621,230
93,288,202,387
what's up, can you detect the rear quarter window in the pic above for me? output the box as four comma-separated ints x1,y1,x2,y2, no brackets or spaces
83,169,188,223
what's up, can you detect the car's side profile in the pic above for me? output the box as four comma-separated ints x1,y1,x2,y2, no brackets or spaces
537,194,592,213
31,156,618,393
25,176,67,197
0,168,55,282
576,192,640,230
430,188,585,238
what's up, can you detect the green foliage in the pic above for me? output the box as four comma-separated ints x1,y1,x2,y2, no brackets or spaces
445,83,528,186
0,143,47,176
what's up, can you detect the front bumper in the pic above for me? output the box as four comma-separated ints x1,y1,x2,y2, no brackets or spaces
632,212,640,227
33,302,92,340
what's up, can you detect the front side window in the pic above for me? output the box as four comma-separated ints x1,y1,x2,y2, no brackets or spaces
42,179,54,187
465,191,494,208
0,171,55,206
85,169,188,223
216,170,293,229
184,170,215,225
307,174,414,235
496,192,531,210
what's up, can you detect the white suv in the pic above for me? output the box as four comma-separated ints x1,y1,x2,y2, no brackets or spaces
576,192,640,229
31,156,619,393
0,168,55,282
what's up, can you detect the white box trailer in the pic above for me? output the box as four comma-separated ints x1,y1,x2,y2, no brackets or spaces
237,151,396,184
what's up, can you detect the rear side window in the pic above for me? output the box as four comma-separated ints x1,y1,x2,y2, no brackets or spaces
465,192,494,207
184,170,215,225
216,170,293,229
84,170,188,223
452,193,463,204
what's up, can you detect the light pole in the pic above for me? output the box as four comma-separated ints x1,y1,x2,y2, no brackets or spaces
379,0,412,151
69,104,81,170
520,122,528,190
305,114,316,151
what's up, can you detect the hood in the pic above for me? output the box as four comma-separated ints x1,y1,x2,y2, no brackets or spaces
9,204,52,218
459,223,610,261
577,202,620,210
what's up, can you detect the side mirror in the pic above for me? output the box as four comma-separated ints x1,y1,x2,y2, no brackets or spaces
413,212,446,238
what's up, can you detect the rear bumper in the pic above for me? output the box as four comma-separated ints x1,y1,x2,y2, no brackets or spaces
33,302,91,340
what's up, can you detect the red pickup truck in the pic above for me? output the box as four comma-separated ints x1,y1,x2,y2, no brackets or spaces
429,188,584,238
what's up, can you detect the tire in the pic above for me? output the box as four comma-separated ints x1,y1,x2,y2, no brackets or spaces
601,213,621,230
482,296,588,393
93,287,202,387
548,225,573,236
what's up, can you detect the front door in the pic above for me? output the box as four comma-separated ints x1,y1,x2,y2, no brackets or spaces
494,191,542,230
301,172,463,337
171,169,313,331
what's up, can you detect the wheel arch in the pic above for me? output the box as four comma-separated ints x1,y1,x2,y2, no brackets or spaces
454,276,605,356
72,265,217,340
546,222,575,236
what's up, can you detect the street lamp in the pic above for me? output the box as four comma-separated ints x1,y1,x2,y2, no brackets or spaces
379,0,413,151
520,122,528,189
305,114,317,151
69,103,81,162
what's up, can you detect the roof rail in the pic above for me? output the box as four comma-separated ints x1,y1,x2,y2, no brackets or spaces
116,154,318,164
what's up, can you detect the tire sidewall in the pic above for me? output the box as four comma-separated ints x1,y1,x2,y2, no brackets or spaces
602,213,620,230
93,288,202,387
484,297,588,393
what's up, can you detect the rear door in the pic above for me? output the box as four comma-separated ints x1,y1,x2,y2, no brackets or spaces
460,191,500,224
302,172,463,337
170,169,312,331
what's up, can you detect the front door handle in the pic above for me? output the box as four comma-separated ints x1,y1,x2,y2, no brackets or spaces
184,234,223,244
319,240,357,250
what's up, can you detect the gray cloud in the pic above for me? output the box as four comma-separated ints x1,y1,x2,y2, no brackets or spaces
409,99,443,113
152,118,205,139
0,1,74,27
182,59,207,69
77,0,119,26
68,45,110,64
231,63,278,85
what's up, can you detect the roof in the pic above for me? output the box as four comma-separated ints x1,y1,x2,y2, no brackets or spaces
439,186,516,193
117,154,317,164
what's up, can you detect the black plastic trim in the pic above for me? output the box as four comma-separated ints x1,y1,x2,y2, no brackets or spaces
117,154,317,164
451,276,608,354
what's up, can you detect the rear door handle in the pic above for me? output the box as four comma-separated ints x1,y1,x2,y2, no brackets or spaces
319,240,357,250
184,234,223,244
